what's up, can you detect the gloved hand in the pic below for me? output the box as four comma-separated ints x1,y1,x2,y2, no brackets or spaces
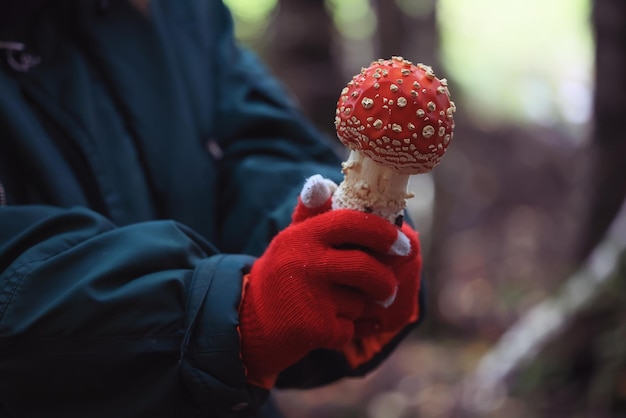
239,176,422,389
294,175,421,337
295,176,423,366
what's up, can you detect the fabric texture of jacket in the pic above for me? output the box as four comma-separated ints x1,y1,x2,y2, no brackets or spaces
0,1,422,417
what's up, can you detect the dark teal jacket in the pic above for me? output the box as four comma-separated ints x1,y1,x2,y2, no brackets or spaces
0,1,418,417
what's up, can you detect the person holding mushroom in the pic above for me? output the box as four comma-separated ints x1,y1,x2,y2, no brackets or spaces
0,2,452,417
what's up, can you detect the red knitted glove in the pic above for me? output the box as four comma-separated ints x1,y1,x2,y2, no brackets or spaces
294,175,421,337
239,176,421,388
341,220,422,368
293,175,423,367
353,220,421,335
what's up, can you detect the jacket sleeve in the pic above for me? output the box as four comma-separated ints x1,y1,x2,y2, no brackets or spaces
0,205,267,416
200,0,344,255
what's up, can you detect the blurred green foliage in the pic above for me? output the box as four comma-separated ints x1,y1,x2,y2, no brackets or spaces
325,0,376,40
224,0,593,136
438,0,593,133
222,0,277,40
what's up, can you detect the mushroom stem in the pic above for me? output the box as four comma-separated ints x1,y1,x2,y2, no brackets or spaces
332,150,414,223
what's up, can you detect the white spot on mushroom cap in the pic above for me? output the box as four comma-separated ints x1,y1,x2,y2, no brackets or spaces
422,125,435,138
361,97,374,109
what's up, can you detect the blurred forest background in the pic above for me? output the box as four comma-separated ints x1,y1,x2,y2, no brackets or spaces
223,0,626,416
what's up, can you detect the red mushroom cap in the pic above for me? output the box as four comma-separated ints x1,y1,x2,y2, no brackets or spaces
335,56,456,174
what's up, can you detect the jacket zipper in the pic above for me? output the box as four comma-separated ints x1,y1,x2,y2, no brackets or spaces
0,181,6,206
0,41,41,72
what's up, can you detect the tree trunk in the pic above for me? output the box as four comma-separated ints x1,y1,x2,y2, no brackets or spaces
374,0,439,69
578,0,626,258
266,0,343,136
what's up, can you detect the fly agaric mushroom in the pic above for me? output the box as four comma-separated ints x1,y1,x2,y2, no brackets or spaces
332,56,456,224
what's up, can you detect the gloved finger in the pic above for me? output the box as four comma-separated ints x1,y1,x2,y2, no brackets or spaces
325,317,356,350
377,285,398,307
400,222,420,255
374,223,421,265
328,285,369,321
363,298,420,334
316,249,399,303
307,209,413,257
292,175,337,223
353,317,383,337
299,287,362,349
300,175,337,208
387,230,411,257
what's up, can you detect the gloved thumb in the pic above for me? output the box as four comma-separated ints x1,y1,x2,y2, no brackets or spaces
292,174,337,223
